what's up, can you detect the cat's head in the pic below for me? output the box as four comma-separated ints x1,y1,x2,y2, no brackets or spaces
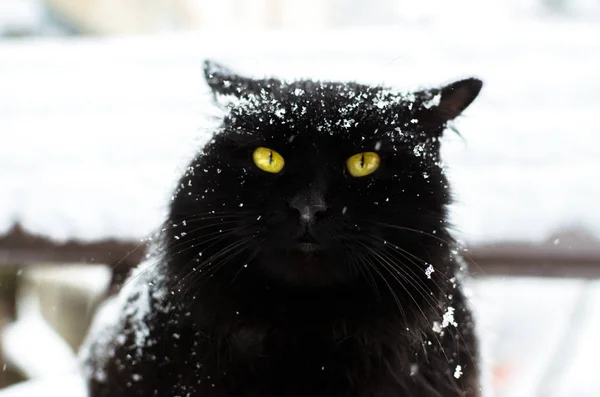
166,60,482,289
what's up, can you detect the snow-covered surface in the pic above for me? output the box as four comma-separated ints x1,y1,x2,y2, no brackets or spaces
16,264,111,306
0,0,42,34
468,277,600,397
1,315,79,379
551,283,600,397
1,276,600,396
1,20,599,244
0,373,86,397
1,265,111,382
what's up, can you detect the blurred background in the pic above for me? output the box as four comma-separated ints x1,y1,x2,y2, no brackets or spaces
1,0,600,396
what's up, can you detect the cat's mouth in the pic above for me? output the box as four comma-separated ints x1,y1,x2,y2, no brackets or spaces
293,234,324,255
295,242,322,253
260,234,349,286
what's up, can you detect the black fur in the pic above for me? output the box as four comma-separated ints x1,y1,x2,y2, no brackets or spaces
81,60,483,397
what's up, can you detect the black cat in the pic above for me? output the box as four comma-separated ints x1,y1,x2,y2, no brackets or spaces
80,60,483,397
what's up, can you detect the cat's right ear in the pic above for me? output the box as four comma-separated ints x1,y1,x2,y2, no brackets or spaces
204,60,279,100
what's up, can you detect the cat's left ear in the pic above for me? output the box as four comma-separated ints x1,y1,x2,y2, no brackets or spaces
203,59,280,99
418,78,483,129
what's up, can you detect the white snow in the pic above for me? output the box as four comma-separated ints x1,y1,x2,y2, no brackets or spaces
1,315,79,379
422,93,441,109
549,281,600,397
0,373,86,397
468,277,600,397
454,364,463,379
441,306,457,328
0,20,599,244
424,264,435,279
0,0,42,34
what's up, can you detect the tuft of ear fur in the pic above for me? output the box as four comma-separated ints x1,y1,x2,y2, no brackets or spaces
203,59,281,100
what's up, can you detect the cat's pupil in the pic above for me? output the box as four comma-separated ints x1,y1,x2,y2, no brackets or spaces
360,153,365,168
269,150,273,165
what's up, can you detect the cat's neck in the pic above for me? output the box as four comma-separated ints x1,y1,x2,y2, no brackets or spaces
181,264,435,334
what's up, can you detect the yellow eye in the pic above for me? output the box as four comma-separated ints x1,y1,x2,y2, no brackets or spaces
346,152,381,177
253,147,285,173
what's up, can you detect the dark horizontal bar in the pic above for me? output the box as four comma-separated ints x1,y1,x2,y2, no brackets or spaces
2,223,600,278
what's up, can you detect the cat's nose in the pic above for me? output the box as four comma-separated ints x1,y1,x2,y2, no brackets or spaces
290,192,327,223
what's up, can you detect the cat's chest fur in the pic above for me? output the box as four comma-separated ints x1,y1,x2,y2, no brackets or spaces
164,314,424,397
142,285,472,397
86,274,477,397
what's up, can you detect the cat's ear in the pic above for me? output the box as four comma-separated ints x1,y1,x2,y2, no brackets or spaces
204,59,251,97
203,59,280,99
418,78,483,129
